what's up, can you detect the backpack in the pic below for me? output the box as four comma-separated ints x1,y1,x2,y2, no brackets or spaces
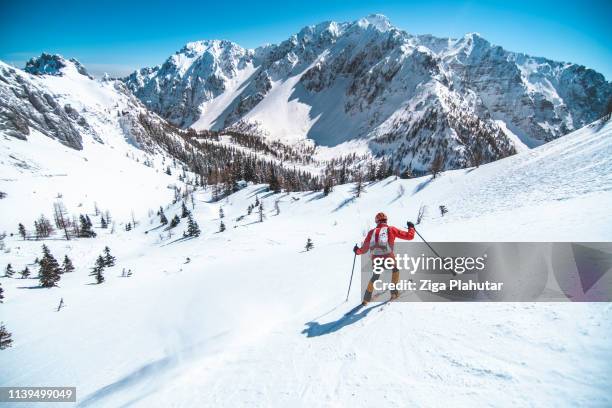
369,227,391,256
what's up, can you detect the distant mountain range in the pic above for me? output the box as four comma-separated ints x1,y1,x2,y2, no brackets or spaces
2,14,610,172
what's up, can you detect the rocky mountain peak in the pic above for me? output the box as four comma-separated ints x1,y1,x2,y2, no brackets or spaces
24,53,91,78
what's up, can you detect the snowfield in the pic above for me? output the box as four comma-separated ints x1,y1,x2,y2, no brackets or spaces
1,118,612,407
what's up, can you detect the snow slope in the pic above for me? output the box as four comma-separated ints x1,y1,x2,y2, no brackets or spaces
0,57,191,232
1,119,611,407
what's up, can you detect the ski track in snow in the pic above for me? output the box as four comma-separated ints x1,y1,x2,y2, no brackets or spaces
1,120,612,407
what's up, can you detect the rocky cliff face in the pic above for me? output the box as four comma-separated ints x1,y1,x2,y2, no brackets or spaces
0,60,88,149
0,55,182,154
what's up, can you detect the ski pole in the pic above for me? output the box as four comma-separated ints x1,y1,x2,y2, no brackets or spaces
412,226,457,276
345,248,357,302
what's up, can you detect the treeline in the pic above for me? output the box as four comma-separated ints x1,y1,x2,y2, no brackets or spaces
138,114,402,198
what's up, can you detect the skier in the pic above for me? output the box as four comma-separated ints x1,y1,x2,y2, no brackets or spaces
353,212,415,305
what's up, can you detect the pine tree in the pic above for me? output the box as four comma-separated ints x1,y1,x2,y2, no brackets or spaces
170,214,180,228
62,255,75,273
18,223,27,240
353,173,364,198
181,202,190,218
258,203,264,223
305,238,314,251
79,215,96,238
219,208,224,219
125,222,132,231
0,282,4,303
159,207,168,225
219,221,225,232
185,214,201,237
102,246,116,267
39,245,61,287
4,264,14,278
439,205,448,217
20,266,31,279
90,256,105,284
166,166,172,175
0,323,13,350
100,215,108,229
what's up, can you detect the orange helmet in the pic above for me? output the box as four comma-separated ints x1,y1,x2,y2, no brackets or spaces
375,212,387,224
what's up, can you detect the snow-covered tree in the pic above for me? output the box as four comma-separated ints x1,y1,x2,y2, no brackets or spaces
219,221,225,232
185,214,201,237
439,205,448,217
4,264,14,278
0,323,12,350
53,201,71,240
181,202,190,218
353,173,364,198
39,245,61,287
170,215,180,228
62,255,75,273
90,256,105,284
219,208,224,219
159,207,168,225
20,266,31,279
0,282,4,303
102,246,116,267
18,223,27,240
79,214,96,238
305,238,314,251
34,215,54,239
258,203,265,223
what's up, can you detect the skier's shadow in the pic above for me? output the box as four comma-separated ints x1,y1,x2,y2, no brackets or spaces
301,302,388,337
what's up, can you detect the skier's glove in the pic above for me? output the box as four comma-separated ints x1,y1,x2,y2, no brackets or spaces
407,221,415,229
353,245,360,254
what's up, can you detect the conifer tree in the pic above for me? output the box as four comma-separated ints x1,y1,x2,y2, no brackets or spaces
100,215,108,229
4,264,14,278
20,266,31,279
159,207,168,225
62,255,75,273
102,246,116,267
39,245,61,287
219,208,224,219
185,214,201,237
79,215,96,237
125,222,132,231
181,202,190,218
258,203,265,223
18,223,27,240
90,256,105,284
0,323,12,350
219,221,225,232
0,282,4,303
305,238,314,252
170,214,180,228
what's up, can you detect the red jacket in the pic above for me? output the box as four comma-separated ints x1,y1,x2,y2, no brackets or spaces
356,223,415,257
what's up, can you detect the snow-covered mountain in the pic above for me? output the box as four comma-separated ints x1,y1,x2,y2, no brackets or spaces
0,54,195,231
125,14,611,171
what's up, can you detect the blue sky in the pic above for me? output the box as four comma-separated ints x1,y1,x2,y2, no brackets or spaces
1,0,610,79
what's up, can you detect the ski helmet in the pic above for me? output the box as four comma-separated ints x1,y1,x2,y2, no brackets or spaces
375,212,387,224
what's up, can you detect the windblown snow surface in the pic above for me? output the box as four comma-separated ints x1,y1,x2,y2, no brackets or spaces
1,119,612,407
